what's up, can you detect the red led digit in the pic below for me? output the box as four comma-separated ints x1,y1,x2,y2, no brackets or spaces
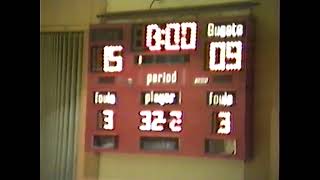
103,45,123,72
151,110,166,131
181,22,197,50
169,111,183,132
226,41,242,71
209,41,242,72
209,42,226,71
102,110,114,130
139,110,152,131
164,23,180,51
217,111,231,134
146,24,161,51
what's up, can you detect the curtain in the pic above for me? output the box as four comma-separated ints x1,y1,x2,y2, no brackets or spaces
40,32,84,180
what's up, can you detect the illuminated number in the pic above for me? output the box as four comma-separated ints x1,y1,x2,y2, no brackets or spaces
217,111,231,134
139,110,166,131
209,42,226,71
226,41,242,71
181,22,197,50
146,22,197,51
139,110,182,132
146,24,161,51
209,41,242,71
103,45,123,72
139,110,152,131
102,110,114,130
164,23,180,51
151,110,166,131
169,111,183,132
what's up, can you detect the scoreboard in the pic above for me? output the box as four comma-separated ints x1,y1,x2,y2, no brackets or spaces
85,16,253,160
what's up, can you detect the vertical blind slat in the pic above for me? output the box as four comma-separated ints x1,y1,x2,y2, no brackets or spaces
40,32,83,180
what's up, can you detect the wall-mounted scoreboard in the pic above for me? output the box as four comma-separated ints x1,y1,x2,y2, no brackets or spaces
85,16,253,160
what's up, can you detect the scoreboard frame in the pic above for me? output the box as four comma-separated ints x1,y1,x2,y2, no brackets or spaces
85,15,254,160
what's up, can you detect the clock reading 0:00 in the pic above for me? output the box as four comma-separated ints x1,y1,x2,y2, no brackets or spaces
146,22,197,51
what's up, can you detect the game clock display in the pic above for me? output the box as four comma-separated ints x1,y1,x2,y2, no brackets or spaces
85,16,254,160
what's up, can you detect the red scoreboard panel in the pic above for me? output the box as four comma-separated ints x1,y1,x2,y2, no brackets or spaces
85,16,254,160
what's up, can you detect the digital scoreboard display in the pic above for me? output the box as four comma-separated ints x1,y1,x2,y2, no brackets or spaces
85,16,253,160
